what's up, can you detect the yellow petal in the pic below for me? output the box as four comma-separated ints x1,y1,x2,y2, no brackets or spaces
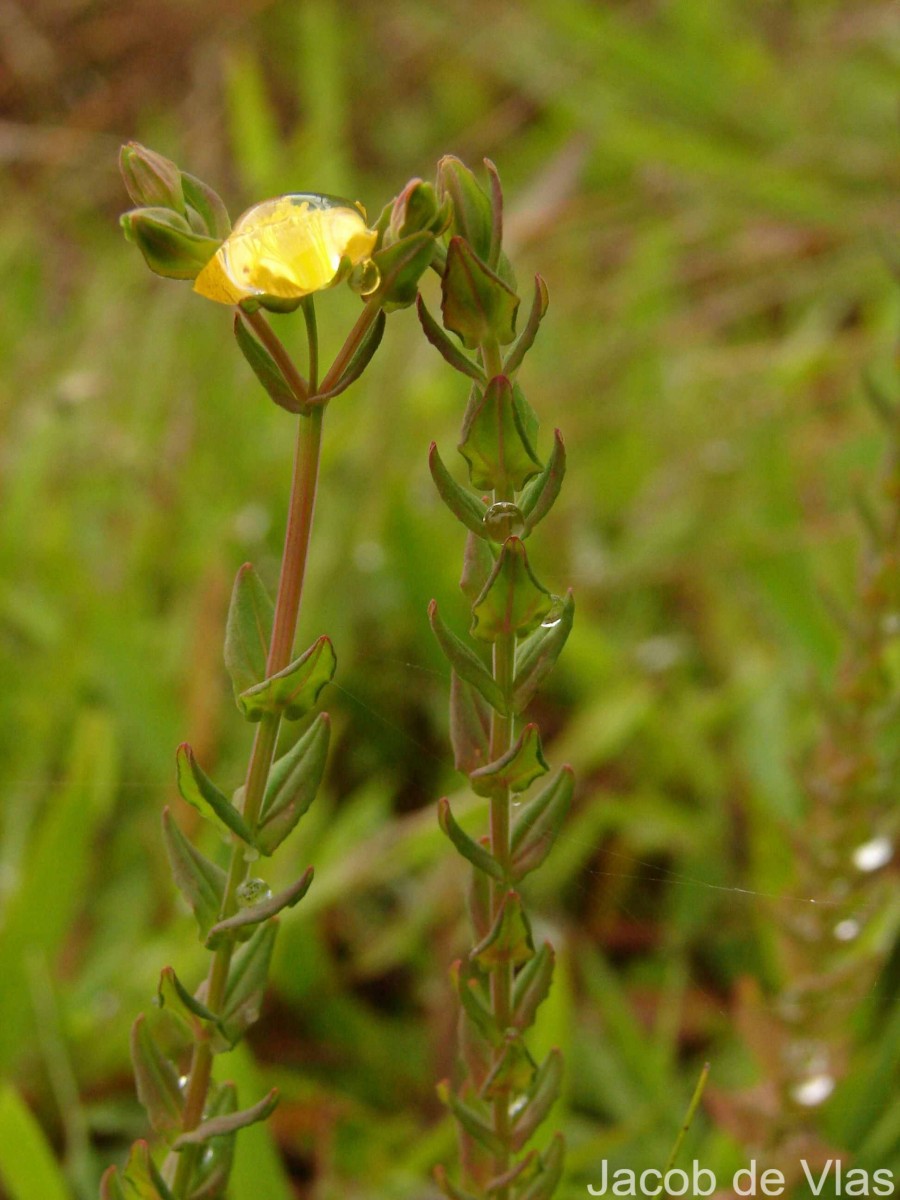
193,194,377,305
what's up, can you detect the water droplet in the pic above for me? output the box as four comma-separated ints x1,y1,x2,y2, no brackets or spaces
540,595,565,628
350,257,381,297
237,878,271,908
881,612,900,637
178,1074,189,1091
508,1094,528,1118
634,635,685,673
483,501,525,541
852,836,893,873
833,918,861,942
354,539,385,572
243,846,259,864
791,1074,835,1108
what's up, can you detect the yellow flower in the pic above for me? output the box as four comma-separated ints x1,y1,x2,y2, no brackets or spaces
194,194,377,305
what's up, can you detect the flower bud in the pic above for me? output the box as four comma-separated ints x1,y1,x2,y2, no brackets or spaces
383,178,451,247
119,142,185,213
436,156,494,264
120,208,220,281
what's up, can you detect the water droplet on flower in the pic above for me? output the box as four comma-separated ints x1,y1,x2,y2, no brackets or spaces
237,878,272,908
833,917,861,942
852,836,893,873
483,501,525,541
791,1074,835,1108
350,257,381,296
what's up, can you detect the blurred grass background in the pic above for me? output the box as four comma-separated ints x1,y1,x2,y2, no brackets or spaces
0,1,898,1197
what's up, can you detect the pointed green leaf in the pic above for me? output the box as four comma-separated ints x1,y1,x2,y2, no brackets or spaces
130,1015,182,1136
449,671,491,775
469,723,549,798
176,744,255,846
513,591,574,712
433,1165,482,1200
480,1034,535,1101
438,797,504,880
162,809,226,939
238,636,336,722
372,229,436,311
471,891,534,970
504,274,549,378
468,862,493,942
460,531,495,604
429,442,489,537
234,314,307,414
315,310,386,402
417,296,486,382
512,942,555,1033
428,601,507,714
510,767,574,881
224,564,274,699
453,959,501,1047
510,1049,563,1151
438,1086,505,1158
157,966,223,1043
102,1140,174,1200
100,1165,128,1200
520,429,566,534
174,1088,279,1149
486,1150,540,1196
471,538,553,643
516,1134,566,1200
458,376,541,494
206,868,313,949
256,713,330,855
181,171,231,239
215,921,277,1048
442,237,520,349
186,1085,237,1200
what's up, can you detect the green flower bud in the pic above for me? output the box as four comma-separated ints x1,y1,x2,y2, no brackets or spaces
383,178,451,246
119,142,185,213
436,155,494,264
120,207,220,281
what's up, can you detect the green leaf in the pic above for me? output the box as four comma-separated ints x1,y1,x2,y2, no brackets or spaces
256,713,330,854
315,309,386,401
441,237,520,349
480,1034,535,1100
470,537,553,643
438,797,504,880
162,809,226,939
216,922,277,1048
452,959,501,1047
181,171,231,239
449,671,491,775
471,891,534,970
157,967,223,1043
101,1140,174,1200
460,531,495,604
504,275,549,377
510,1049,563,1152
175,744,256,846
224,563,274,699
512,591,574,712
519,429,566,534
237,635,336,722
0,1084,71,1200
234,314,307,414
433,1165,482,1200
458,376,542,494
417,296,486,382
516,1134,566,1200
206,867,314,949
186,1084,237,1200
428,601,507,714
372,230,437,311
469,723,549,798
438,1085,505,1158
512,942,555,1033
130,1015,182,1137
174,1088,279,1148
429,442,489,537
510,768,575,882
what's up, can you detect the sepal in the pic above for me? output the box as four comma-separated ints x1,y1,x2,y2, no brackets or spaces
469,723,549,798
436,156,494,266
237,636,336,722
371,230,437,311
120,208,220,281
181,172,231,240
510,767,574,881
470,538,553,643
120,143,184,213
